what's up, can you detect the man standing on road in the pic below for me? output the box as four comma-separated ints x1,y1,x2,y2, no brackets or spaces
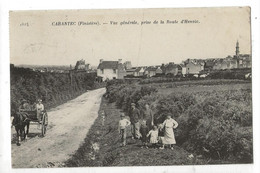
129,103,141,139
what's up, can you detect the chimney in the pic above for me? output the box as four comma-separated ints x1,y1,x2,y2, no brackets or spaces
118,59,122,64
100,59,103,63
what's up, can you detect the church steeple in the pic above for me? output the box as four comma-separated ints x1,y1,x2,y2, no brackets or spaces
235,40,240,57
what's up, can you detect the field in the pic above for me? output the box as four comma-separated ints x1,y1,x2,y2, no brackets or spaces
65,79,252,166
158,83,251,95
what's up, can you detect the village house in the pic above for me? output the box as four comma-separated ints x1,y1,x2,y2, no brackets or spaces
126,68,136,76
124,61,132,70
155,66,163,75
144,67,156,77
144,66,162,77
186,61,204,74
162,62,183,76
230,59,238,69
134,67,146,77
237,54,251,68
213,41,251,70
97,59,126,81
180,64,187,76
74,59,90,71
204,61,215,71
213,59,228,70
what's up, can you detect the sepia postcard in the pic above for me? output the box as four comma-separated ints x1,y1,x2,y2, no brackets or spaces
9,7,253,169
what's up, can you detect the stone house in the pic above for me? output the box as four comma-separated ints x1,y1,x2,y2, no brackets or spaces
75,59,90,71
180,64,187,76
134,67,146,77
124,61,132,70
237,54,251,68
204,61,215,71
163,63,183,76
144,66,161,77
126,68,136,76
97,59,126,81
155,66,163,75
186,62,204,74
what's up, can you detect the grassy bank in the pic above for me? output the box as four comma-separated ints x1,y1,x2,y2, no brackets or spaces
10,66,105,113
65,97,206,167
104,79,253,164
65,79,252,166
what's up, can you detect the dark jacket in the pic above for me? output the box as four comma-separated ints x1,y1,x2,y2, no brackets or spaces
141,108,153,120
140,126,149,142
130,108,140,123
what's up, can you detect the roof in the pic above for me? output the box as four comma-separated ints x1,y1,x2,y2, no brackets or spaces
145,66,157,72
97,61,119,69
126,68,136,72
179,64,187,68
134,67,142,72
134,67,146,72
204,61,215,67
239,54,251,57
186,61,204,66
165,63,182,68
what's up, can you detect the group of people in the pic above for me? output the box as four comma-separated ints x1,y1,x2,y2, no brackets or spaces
118,103,178,149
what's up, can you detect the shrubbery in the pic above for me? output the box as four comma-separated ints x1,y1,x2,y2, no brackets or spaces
176,90,252,162
11,67,98,113
208,68,251,80
105,80,157,116
105,80,252,163
155,93,197,123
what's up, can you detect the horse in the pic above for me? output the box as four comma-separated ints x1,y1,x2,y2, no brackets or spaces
12,112,30,146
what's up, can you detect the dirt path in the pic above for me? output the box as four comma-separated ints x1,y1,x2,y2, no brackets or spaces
11,88,106,168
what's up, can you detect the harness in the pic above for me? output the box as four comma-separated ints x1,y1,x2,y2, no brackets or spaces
12,113,29,126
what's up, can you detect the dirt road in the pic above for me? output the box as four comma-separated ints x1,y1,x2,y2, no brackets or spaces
11,88,106,168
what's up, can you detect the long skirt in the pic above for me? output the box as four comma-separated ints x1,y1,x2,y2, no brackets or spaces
163,127,176,144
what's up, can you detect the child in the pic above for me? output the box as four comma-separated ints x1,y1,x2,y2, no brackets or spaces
147,125,159,148
157,123,165,147
118,113,131,146
140,120,149,148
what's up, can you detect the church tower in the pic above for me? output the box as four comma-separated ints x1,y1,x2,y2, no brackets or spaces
235,40,240,57
235,40,241,68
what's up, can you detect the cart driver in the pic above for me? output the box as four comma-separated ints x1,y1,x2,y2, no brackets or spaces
18,99,30,112
36,99,44,122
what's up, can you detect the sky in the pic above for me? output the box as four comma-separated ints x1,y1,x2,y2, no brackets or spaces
9,7,251,67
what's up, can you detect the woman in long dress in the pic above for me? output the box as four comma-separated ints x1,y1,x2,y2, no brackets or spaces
159,115,178,150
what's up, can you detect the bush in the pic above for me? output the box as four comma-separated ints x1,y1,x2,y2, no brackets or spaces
11,67,98,113
105,80,252,163
175,90,252,162
155,93,196,123
105,81,157,116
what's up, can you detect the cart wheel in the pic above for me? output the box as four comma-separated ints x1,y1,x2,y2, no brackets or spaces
41,113,47,137
45,112,48,126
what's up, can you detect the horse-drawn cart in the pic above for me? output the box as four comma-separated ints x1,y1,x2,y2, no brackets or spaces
21,110,48,137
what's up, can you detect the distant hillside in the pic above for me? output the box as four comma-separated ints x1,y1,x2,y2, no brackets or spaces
17,64,72,71
10,66,97,114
